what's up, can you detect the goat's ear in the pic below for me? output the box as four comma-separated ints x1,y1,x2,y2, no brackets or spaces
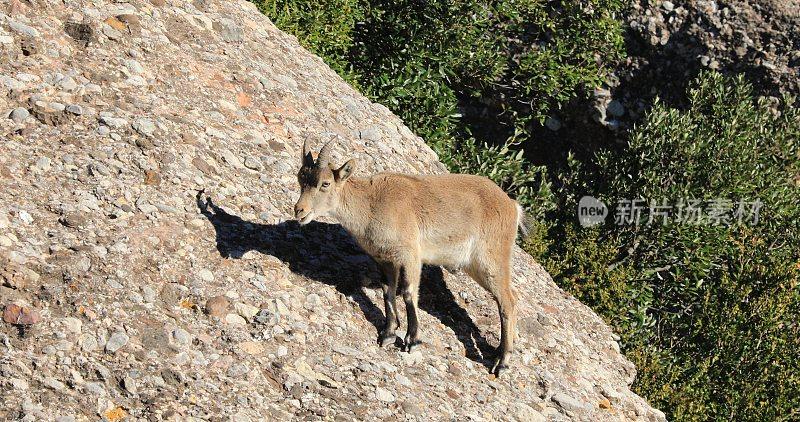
334,158,357,182
301,139,314,167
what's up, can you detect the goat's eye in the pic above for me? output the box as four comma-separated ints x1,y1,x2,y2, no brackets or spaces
321,182,331,189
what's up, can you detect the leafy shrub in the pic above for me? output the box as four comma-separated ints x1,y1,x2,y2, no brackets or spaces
252,0,623,217
352,0,625,129
251,0,363,81
540,72,800,420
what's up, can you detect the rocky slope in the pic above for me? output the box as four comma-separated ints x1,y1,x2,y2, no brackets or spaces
0,1,664,420
536,0,799,160
596,0,799,131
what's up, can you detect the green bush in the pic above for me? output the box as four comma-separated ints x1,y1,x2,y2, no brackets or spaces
251,0,623,219
352,0,625,131
251,0,364,82
540,72,800,420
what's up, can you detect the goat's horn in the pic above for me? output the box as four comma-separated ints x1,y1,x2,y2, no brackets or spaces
301,138,314,166
317,139,335,166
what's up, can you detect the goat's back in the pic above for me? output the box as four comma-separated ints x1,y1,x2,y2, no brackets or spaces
365,173,519,268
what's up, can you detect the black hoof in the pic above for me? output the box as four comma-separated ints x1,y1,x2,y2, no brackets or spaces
401,338,422,353
378,332,396,348
491,361,509,378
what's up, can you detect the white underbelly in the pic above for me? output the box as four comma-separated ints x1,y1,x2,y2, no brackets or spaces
421,238,474,269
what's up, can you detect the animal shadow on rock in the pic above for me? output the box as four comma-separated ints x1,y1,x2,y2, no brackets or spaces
196,191,497,369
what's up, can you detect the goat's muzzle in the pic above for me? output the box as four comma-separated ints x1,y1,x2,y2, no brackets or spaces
294,204,313,225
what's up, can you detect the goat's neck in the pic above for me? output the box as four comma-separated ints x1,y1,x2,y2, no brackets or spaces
332,178,371,238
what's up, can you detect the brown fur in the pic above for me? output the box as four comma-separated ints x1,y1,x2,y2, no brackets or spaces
294,141,522,376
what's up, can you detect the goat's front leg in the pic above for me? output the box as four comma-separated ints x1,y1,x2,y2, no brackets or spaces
400,258,423,352
378,262,399,347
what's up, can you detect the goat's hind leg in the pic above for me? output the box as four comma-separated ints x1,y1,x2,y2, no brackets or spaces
400,259,423,352
490,272,517,377
468,263,517,377
378,262,400,348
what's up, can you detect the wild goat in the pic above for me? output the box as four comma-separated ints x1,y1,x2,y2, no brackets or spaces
294,139,525,376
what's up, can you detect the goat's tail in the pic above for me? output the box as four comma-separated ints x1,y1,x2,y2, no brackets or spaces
515,202,530,238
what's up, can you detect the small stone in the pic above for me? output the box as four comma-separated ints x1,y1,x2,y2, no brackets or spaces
220,149,243,169
192,157,217,175
198,269,214,282
400,350,424,365
606,100,625,117
133,118,156,138
122,376,137,394
155,203,180,213
64,21,95,45
10,107,29,123
125,59,145,74
225,313,247,325
513,403,546,422
9,378,29,391
213,18,243,43
237,92,252,107
105,331,129,353
84,382,105,396
401,401,423,415
104,16,126,31
136,201,158,214
57,76,78,91
19,210,33,224
235,302,259,321
81,334,98,352
304,293,321,310
8,20,40,38
277,345,288,357
3,304,41,325
127,282,148,301
35,156,51,172
30,103,67,125
375,387,395,403
244,156,262,171
63,317,82,334
143,170,161,186
227,363,249,378
662,1,674,11
43,377,66,391
255,308,280,325
99,113,128,129
552,392,588,413
117,14,141,35
394,373,412,387
238,341,264,355
66,104,83,115
205,295,229,317
2,76,23,92
359,127,381,142
59,212,89,229
173,328,192,345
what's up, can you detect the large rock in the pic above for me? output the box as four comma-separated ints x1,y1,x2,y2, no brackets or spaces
0,1,662,421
